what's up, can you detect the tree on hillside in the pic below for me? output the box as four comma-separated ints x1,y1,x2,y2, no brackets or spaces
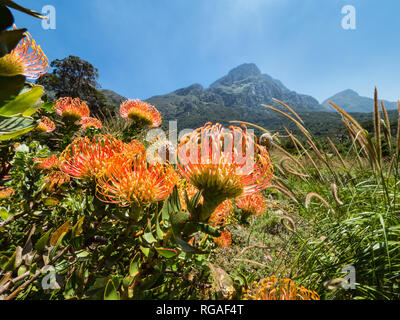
37,55,108,115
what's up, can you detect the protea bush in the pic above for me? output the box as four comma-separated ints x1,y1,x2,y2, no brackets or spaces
0,15,278,298
2,1,398,302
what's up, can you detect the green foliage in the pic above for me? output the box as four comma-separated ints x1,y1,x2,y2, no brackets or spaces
249,94,400,300
0,3,47,142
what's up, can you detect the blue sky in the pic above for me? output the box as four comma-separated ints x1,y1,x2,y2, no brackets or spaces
12,0,400,102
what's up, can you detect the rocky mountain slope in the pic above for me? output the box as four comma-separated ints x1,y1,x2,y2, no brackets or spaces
145,63,329,130
322,89,397,113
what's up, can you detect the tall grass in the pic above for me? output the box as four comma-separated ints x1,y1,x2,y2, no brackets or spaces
232,89,400,299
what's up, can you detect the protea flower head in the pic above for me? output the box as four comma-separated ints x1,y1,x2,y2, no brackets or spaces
177,123,273,204
209,200,234,248
34,155,60,171
80,117,102,130
44,170,71,192
60,134,125,181
123,139,146,159
96,155,179,207
54,97,90,122
36,117,56,133
213,230,232,248
0,187,14,200
236,192,267,217
209,199,234,228
0,27,49,80
120,99,162,128
243,276,320,300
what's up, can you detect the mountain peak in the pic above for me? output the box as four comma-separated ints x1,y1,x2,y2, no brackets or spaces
336,89,360,97
228,63,261,78
211,63,261,87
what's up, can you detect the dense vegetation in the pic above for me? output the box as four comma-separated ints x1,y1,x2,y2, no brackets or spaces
0,1,399,301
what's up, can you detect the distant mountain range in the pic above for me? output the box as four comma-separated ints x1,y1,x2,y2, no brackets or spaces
101,63,398,133
322,89,398,113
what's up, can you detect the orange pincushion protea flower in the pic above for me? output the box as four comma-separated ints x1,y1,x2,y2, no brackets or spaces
209,200,234,248
209,199,234,228
0,28,49,80
120,99,162,128
243,276,320,300
0,187,14,200
54,97,90,122
60,134,126,181
36,117,56,133
34,155,60,171
123,140,146,159
44,171,71,191
96,155,179,207
177,123,273,202
80,117,102,130
236,192,267,217
213,230,232,248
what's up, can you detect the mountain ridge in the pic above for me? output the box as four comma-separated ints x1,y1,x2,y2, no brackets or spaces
143,63,331,130
101,63,397,133
322,89,398,113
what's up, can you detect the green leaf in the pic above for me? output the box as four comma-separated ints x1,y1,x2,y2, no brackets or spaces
3,250,16,271
170,186,181,212
86,277,108,299
140,246,150,258
0,207,8,220
161,186,181,221
155,247,179,259
76,250,90,258
142,232,157,244
0,255,8,269
139,272,162,291
50,220,70,247
171,211,190,236
71,216,85,238
0,5,14,33
193,222,221,237
43,197,60,207
0,116,36,141
34,229,52,252
104,279,120,300
0,85,43,117
129,252,140,277
42,101,56,113
0,75,25,106
22,99,43,117
0,28,26,57
175,237,207,254
155,214,164,240
17,265,27,277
